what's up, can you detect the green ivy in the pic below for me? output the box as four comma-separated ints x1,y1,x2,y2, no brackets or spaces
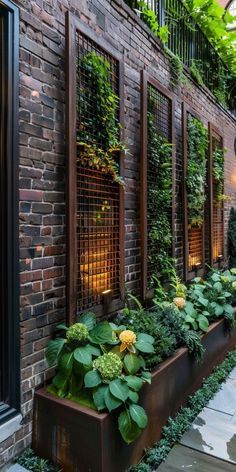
186,115,208,227
131,349,236,471
228,208,236,268
212,144,225,203
77,52,124,185
147,111,173,281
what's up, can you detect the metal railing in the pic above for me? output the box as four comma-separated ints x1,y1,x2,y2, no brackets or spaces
125,0,235,114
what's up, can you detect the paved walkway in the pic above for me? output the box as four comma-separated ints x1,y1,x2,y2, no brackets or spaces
157,367,236,471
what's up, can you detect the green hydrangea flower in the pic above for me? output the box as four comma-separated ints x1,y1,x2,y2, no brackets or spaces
93,352,122,381
66,323,89,343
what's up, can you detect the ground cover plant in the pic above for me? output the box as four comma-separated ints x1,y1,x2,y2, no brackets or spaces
17,448,61,472
131,349,236,471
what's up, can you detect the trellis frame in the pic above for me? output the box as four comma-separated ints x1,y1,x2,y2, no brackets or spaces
208,122,225,269
182,102,206,281
65,12,125,325
140,71,175,300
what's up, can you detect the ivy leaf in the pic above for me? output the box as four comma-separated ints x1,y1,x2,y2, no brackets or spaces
45,338,66,367
198,315,209,332
84,370,101,388
89,322,113,344
74,347,92,365
118,410,142,444
109,379,129,401
79,312,96,331
104,388,122,412
93,385,108,411
85,344,101,357
124,353,142,375
129,404,148,429
141,371,152,384
125,375,143,392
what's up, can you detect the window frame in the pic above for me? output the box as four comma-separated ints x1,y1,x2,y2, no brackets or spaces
65,12,125,324
0,0,20,423
140,71,175,300
182,102,206,281
208,122,225,269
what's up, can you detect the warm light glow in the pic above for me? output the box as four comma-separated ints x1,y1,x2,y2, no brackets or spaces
102,289,112,294
80,245,111,295
188,255,202,270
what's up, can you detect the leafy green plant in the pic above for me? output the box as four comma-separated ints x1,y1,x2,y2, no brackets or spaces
77,51,125,185
164,47,190,88
228,208,236,268
190,60,204,86
186,115,208,227
132,349,236,471
136,1,169,43
212,144,225,204
17,448,61,472
147,108,173,282
46,313,154,444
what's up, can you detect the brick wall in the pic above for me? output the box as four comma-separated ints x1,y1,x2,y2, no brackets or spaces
0,0,236,465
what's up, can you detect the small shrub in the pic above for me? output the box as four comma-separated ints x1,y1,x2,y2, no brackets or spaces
17,448,61,472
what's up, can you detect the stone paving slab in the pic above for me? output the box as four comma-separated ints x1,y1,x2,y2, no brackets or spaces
229,366,236,380
207,378,236,415
6,465,28,472
180,407,236,464
157,444,236,471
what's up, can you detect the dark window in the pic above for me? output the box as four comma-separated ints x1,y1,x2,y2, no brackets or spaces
0,0,19,422
66,14,124,323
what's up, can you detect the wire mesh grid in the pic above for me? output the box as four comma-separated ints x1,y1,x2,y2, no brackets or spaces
76,31,121,312
187,112,204,272
147,83,172,284
212,132,224,263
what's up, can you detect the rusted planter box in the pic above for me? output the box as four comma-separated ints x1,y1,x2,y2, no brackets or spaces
33,319,236,472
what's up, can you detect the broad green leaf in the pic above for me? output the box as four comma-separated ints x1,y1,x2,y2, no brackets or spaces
71,390,96,410
84,370,101,388
137,333,154,344
45,338,66,366
109,378,129,401
213,282,223,292
118,410,142,444
198,315,209,332
89,322,113,344
74,346,92,365
124,353,142,375
212,272,221,282
129,390,139,403
224,292,232,298
135,340,154,354
125,375,143,392
104,388,122,412
141,371,152,384
52,371,69,393
56,323,68,331
223,304,234,314
129,404,148,429
85,344,101,357
79,312,96,331
198,297,209,307
58,351,74,374
215,304,224,316
93,385,108,411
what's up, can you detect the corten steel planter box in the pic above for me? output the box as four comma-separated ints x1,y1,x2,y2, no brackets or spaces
33,319,236,472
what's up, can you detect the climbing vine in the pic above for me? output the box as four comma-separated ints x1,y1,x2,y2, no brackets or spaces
147,112,173,281
77,51,124,185
212,144,225,203
186,115,208,227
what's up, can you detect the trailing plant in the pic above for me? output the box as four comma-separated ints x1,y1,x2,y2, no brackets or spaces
164,47,190,88
212,144,225,204
46,313,155,444
136,1,169,43
189,59,204,86
17,448,61,472
77,51,124,185
228,207,236,268
186,115,208,227
147,110,173,282
131,349,236,471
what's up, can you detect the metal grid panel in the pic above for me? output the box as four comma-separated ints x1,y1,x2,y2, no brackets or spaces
76,32,120,312
147,83,172,284
187,112,204,272
212,132,224,263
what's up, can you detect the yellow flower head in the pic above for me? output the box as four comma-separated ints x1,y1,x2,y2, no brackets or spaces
119,330,137,353
173,297,186,309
